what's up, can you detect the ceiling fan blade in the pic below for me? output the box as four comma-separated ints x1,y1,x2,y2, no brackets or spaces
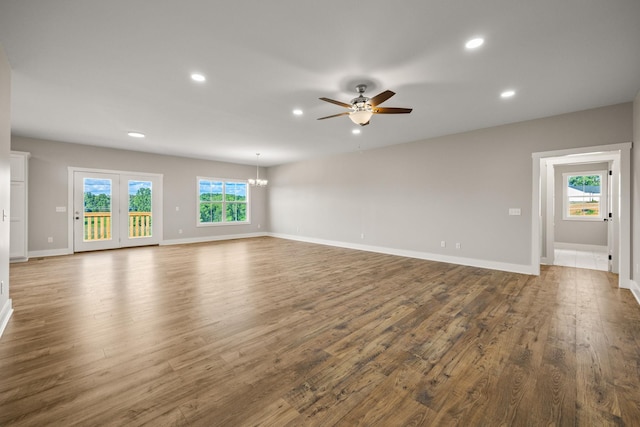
373,107,413,114
319,97,352,109
370,90,395,107
317,112,350,120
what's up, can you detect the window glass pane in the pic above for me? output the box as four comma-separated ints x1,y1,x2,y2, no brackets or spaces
128,180,152,238
566,174,602,218
226,182,237,201
83,178,112,241
200,202,223,223
226,203,247,222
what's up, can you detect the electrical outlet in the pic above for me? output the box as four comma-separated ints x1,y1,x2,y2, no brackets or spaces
361,233,365,239
441,241,446,248
178,229,183,234
47,237,53,243
258,224,261,229
1,280,3,295
455,243,461,249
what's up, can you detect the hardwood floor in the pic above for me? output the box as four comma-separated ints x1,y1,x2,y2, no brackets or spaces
1,237,639,426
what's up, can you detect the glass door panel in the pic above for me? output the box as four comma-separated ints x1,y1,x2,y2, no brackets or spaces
74,172,120,252
120,174,162,247
128,180,152,239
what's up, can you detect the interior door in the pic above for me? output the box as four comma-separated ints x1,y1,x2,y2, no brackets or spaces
74,171,120,252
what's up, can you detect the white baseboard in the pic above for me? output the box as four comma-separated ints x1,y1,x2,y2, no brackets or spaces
0,298,13,339
630,280,640,306
540,256,552,265
268,233,536,275
26,234,269,257
161,232,268,246
28,248,73,259
554,242,608,252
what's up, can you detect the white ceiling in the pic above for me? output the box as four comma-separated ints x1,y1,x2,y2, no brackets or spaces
1,1,639,167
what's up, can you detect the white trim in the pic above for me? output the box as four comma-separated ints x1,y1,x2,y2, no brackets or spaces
0,298,13,338
532,142,632,288
161,232,267,246
269,233,536,275
630,280,640,306
554,243,608,252
532,142,632,159
9,257,29,263
540,256,552,265
28,248,73,258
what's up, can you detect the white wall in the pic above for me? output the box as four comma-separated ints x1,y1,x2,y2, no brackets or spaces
11,137,268,254
554,163,608,246
269,103,632,273
0,44,12,336
632,90,640,298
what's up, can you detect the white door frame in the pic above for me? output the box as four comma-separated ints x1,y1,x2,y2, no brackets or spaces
531,142,631,288
68,167,164,253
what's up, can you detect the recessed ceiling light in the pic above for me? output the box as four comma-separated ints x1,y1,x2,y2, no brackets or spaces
352,129,361,135
292,109,303,116
501,90,516,98
190,73,206,82
127,132,145,138
465,37,484,49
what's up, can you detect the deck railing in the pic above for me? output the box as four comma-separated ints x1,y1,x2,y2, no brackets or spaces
129,212,152,238
84,212,152,241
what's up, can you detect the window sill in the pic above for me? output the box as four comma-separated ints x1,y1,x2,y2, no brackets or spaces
197,221,251,227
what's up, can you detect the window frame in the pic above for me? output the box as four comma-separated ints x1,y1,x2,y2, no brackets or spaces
562,170,605,221
196,177,250,226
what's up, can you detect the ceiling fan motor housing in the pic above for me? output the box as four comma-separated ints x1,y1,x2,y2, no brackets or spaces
351,84,372,112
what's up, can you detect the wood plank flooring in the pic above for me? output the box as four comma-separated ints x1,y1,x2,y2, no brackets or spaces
1,237,639,426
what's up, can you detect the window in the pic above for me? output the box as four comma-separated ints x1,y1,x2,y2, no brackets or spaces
562,171,604,220
198,178,249,225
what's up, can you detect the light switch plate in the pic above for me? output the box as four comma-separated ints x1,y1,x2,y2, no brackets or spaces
509,208,521,216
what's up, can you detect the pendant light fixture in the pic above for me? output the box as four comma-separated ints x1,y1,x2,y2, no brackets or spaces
248,153,268,187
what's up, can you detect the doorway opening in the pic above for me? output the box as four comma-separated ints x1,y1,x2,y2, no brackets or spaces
531,142,631,288
68,168,163,252
548,162,611,272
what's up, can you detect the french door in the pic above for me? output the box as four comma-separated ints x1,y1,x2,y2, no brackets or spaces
73,170,162,252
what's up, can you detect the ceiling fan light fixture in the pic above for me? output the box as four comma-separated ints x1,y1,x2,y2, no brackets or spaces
349,109,373,125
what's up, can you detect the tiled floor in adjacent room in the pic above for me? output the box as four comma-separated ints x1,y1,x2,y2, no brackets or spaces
554,247,608,271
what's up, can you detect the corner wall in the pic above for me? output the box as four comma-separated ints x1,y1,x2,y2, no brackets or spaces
0,44,12,337
269,103,632,274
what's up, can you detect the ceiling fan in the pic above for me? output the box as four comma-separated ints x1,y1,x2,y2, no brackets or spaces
317,84,412,126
